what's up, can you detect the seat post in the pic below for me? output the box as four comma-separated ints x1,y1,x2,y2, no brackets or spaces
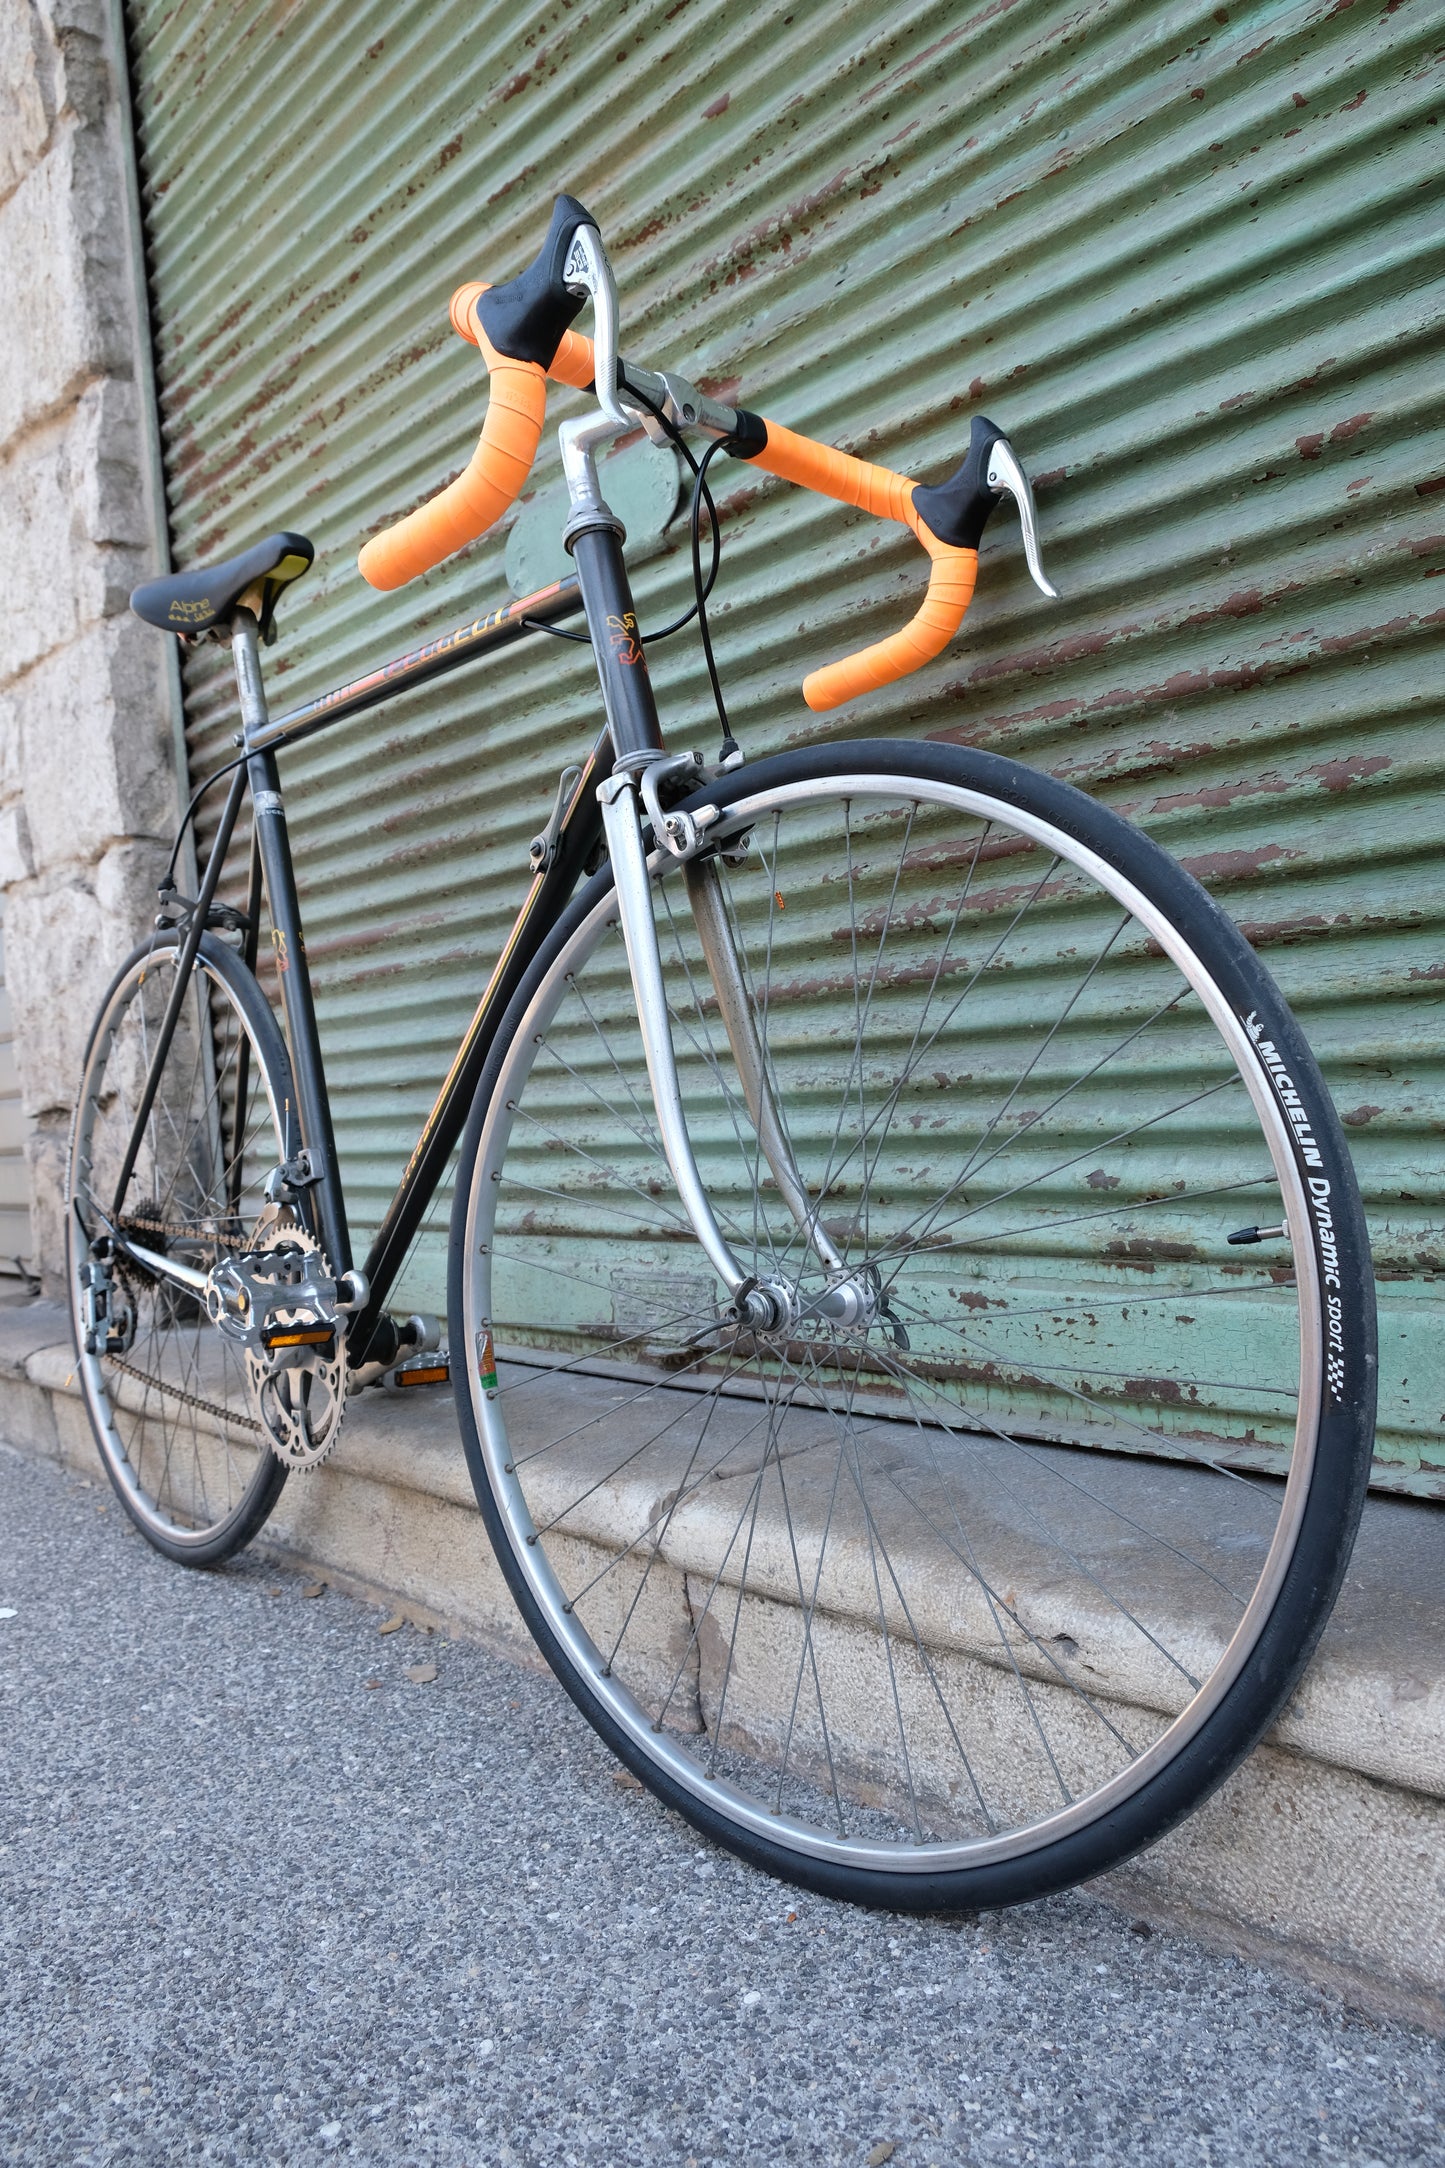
230,604,270,741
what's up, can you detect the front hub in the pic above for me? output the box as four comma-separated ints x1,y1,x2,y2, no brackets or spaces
732,1266,893,1339
812,1271,882,1332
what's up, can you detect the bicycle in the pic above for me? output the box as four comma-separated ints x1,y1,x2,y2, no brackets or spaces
67,196,1376,1912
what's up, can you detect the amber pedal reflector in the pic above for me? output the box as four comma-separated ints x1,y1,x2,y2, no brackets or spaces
397,1363,449,1387
264,1326,336,1350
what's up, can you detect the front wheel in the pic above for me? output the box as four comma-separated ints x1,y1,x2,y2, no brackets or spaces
450,740,1375,1910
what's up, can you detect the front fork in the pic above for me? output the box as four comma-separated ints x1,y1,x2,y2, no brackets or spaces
556,233,860,1331
598,771,873,1335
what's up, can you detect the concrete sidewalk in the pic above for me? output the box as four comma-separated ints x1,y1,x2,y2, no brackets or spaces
3,1298,1442,2031
2,1443,1440,2167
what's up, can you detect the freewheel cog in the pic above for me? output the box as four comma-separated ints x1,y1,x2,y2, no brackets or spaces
242,1221,347,1471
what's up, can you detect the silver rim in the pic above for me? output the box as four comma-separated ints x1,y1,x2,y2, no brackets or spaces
462,773,1324,1873
68,944,285,1547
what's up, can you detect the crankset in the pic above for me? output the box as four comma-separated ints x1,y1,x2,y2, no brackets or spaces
203,1216,349,1471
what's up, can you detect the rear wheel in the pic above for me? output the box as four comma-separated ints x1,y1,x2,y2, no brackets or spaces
451,740,1375,1909
67,930,294,1564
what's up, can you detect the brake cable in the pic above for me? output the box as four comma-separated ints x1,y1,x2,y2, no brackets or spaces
157,749,250,905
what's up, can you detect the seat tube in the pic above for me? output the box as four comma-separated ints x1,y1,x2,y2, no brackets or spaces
233,613,352,1276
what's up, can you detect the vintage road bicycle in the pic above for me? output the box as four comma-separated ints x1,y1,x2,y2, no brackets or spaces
67,197,1376,1911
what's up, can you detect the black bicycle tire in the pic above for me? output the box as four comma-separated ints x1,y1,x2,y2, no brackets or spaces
449,738,1376,1910
67,928,292,1567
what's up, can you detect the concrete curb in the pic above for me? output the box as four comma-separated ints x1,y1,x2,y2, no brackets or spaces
4,1299,1441,2032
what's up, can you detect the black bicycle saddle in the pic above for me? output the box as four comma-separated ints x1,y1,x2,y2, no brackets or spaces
130,532,314,642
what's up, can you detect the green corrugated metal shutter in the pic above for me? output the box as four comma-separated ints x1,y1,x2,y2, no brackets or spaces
125,0,1444,1494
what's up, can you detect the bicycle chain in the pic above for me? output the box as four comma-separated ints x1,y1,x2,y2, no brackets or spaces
117,1212,248,1250
102,1353,263,1436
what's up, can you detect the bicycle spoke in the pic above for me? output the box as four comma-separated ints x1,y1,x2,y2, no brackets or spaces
71,945,286,1552
465,761,1353,1888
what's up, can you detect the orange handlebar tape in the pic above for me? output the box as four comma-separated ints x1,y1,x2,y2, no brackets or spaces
358,312,545,591
548,326,596,391
358,294,976,704
748,419,978,712
452,283,596,389
747,420,916,526
358,290,600,592
802,538,977,712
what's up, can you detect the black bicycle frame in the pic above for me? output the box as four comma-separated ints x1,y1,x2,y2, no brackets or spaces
111,538,673,1369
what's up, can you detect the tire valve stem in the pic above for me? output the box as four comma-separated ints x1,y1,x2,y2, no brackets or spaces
1227,1223,1287,1246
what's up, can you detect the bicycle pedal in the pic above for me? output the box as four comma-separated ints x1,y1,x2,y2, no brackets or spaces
261,1323,337,1354
387,1355,451,1389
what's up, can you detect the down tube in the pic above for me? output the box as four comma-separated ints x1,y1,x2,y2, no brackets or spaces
349,739,609,1363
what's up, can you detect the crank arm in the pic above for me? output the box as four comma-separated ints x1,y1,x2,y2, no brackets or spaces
113,1234,209,1298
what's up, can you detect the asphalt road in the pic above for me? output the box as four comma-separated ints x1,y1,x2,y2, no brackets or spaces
1,1442,1439,2168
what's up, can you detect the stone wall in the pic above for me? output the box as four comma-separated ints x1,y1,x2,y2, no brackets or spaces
0,0,177,1293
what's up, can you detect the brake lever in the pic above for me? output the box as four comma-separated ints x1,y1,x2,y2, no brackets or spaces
910,413,1060,601
984,435,1058,600
562,225,629,432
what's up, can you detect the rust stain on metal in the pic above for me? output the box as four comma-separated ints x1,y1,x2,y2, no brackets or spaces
1299,752,1391,794
487,165,537,208
1234,914,1331,950
1330,410,1373,442
1122,1375,1188,1404
1149,772,1288,815
302,913,449,963
1178,842,1297,886
194,298,251,356
1106,1238,1198,1265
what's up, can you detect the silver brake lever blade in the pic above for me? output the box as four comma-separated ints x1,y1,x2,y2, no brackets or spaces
562,224,629,431
986,436,1059,599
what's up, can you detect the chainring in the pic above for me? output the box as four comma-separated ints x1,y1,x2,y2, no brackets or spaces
242,1221,348,1471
